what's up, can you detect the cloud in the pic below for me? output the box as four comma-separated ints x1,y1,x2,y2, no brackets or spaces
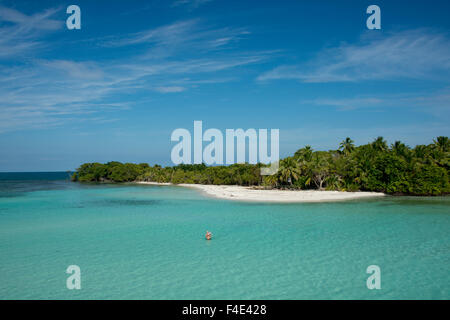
0,7,270,133
41,60,105,80
104,20,198,47
0,5,61,31
0,6,62,58
307,97,384,111
305,89,450,116
101,19,250,60
172,0,213,9
0,59,130,133
258,29,450,83
154,86,186,93
119,55,267,76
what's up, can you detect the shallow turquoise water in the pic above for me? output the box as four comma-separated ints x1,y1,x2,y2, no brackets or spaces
0,177,449,299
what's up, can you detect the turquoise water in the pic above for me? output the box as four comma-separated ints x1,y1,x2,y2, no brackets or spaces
0,174,449,299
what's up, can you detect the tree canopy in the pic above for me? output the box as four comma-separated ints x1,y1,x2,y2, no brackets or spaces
72,136,450,196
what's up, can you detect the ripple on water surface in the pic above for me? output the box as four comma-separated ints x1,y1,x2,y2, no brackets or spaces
0,182,449,299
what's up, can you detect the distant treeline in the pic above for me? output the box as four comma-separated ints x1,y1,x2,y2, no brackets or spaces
72,136,450,196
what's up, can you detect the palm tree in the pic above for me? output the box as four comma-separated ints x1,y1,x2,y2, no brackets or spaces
431,136,449,166
391,141,410,158
294,145,313,161
264,174,279,188
339,137,355,155
433,136,449,153
153,166,165,183
279,157,301,185
325,174,342,190
414,145,429,159
372,136,388,152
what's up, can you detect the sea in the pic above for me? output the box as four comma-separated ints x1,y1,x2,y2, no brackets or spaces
0,172,449,299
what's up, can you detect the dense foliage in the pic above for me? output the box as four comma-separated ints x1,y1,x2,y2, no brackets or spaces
72,136,450,196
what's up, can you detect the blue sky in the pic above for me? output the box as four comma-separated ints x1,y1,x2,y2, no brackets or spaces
0,0,449,171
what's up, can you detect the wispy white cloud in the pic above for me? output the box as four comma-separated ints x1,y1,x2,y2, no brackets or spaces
258,29,450,83
172,0,213,9
118,55,267,77
0,5,61,30
307,97,384,111
0,5,62,58
154,86,186,93
0,6,270,133
40,60,105,80
0,58,131,133
305,89,450,117
103,20,198,47
101,19,250,61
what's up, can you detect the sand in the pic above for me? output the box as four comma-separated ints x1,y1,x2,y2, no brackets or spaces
136,182,385,203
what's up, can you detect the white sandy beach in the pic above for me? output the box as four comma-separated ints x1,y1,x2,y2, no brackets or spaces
136,182,385,203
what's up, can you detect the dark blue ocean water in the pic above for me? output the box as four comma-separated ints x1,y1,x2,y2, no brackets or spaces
0,172,73,198
0,172,72,181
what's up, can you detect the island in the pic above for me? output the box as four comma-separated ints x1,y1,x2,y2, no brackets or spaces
71,136,449,201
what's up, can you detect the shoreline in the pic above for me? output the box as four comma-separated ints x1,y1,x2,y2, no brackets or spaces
135,182,386,203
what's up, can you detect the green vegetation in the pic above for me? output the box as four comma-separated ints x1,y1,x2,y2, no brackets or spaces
72,136,450,196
